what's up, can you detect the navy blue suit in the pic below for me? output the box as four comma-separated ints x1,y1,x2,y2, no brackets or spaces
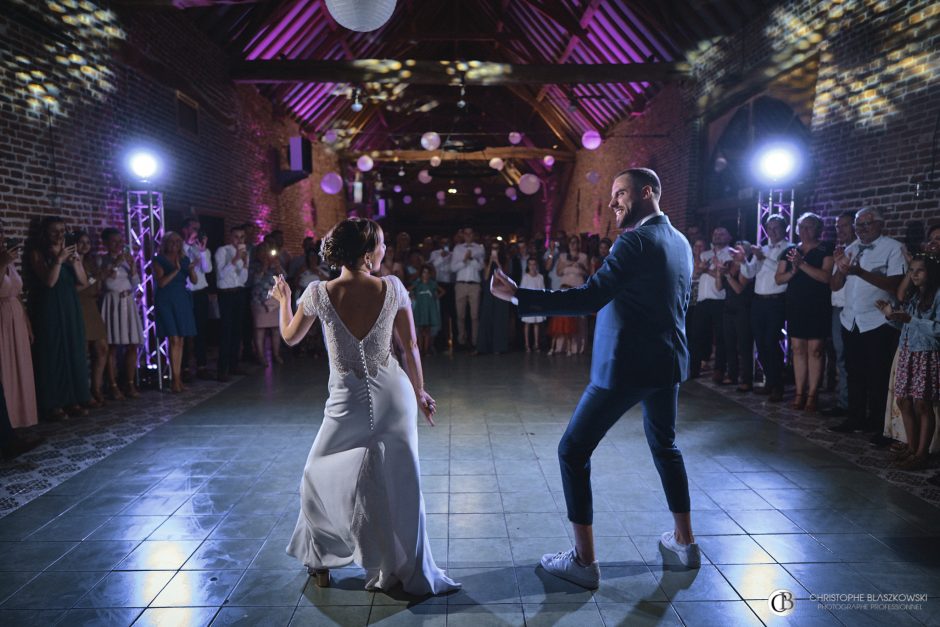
516,214,693,522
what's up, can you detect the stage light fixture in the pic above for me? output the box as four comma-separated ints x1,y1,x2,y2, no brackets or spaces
751,141,802,185
127,150,159,181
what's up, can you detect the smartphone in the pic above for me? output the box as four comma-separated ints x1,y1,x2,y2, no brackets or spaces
64,231,78,247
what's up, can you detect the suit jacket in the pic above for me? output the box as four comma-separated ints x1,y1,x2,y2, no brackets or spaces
516,214,692,388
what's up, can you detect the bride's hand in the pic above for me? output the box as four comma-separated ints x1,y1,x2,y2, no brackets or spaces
417,390,437,426
269,274,291,304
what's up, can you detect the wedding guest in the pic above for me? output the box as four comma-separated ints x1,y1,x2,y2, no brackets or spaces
75,232,108,406
250,238,284,367
691,227,733,382
520,257,546,352
429,236,456,351
288,237,316,284
153,232,197,393
775,214,834,412
718,241,754,391
0,382,43,459
99,228,143,399
451,227,484,349
553,236,592,355
28,216,91,419
830,208,905,434
181,218,213,380
822,212,856,416
215,225,249,382
476,241,510,355
0,225,38,428
687,239,708,376
410,264,444,356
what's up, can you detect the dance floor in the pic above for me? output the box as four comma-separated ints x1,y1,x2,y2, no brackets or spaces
0,353,938,626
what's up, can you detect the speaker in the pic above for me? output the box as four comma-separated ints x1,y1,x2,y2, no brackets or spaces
288,136,312,173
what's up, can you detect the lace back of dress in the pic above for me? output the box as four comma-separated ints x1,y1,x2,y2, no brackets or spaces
315,280,395,379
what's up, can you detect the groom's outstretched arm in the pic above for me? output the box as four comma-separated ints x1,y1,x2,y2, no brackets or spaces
516,232,640,317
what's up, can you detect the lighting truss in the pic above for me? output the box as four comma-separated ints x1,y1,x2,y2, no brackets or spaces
755,188,795,246
125,189,168,390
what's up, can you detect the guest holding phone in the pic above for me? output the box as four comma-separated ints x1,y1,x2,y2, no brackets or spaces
476,241,510,354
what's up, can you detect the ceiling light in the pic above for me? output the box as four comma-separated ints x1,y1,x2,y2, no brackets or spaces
351,89,363,112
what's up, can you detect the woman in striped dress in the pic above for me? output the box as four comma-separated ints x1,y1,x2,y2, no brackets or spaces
99,228,143,399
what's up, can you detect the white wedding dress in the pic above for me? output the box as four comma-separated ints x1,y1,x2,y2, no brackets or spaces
286,276,460,595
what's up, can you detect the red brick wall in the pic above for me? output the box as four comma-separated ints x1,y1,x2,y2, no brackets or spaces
0,2,346,254
556,0,939,240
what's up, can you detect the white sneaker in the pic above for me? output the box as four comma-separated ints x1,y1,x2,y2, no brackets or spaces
659,531,701,568
539,548,600,589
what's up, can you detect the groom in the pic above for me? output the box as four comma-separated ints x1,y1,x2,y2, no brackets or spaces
491,168,699,588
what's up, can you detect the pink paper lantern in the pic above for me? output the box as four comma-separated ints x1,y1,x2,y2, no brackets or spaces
508,131,522,145
418,170,432,184
403,195,412,204
476,196,487,206
586,170,601,184
421,131,441,150
581,130,602,150
429,155,441,167
473,186,482,195
519,173,541,195
505,186,517,200
320,172,343,194
542,155,555,167
356,155,374,172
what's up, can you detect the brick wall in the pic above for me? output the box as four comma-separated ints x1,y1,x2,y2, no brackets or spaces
0,1,346,256
556,0,939,240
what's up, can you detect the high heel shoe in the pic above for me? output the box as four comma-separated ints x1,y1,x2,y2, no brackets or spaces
804,393,818,414
791,393,806,410
308,567,330,587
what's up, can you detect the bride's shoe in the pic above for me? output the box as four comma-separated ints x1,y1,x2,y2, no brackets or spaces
308,567,330,587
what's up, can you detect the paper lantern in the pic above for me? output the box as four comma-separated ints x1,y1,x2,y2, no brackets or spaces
488,157,504,171
476,196,487,206
473,186,482,195
402,195,412,204
581,130,602,150
429,155,441,167
519,174,541,195
322,129,339,144
505,186,517,200
325,0,396,32
418,169,432,184
356,155,374,172
320,172,343,195
420,131,441,151
508,131,522,145
542,155,555,167
435,190,446,200
393,184,402,193
586,170,601,184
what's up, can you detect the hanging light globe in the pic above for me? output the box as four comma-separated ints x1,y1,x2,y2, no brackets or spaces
418,169,432,184
581,130,602,150
488,157,504,171
477,196,487,206
320,172,343,195
505,186,517,200
542,155,555,167
429,155,442,167
420,131,441,151
508,131,522,145
402,195,412,204
356,155,374,172
325,0,397,32
519,173,541,195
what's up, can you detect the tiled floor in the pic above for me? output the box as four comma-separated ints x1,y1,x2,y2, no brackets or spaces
0,352,937,626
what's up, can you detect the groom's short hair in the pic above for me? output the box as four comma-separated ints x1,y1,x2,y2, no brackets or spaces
614,168,661,201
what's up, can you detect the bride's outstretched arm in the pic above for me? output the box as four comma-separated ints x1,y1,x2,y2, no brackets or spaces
393,307,437,426
270,275,317,346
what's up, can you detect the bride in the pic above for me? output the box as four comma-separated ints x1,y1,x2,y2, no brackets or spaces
269,218,460,595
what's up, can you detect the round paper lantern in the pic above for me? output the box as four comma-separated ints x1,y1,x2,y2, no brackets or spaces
325,0,397,32
393,184,402,193
420,131,441,151
488,157,504,171
586,170,601,184
429,155,441,167
402,195,412,204
581,130,602,150
505,186,517,200
322,129,339,143
418,169,432,184
320,172,343,195
356,155,374,172
473,186,482,195
542,155,555,167
518,174,541,195
436,190,446,200
476,196,487,206
508,131,522,145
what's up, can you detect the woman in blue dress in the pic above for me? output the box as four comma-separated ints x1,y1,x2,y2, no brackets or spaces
154,232,197,393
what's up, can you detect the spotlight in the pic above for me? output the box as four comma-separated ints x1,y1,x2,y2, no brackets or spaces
447,187,457,194
351,89,363,112
127,150,159,181
751,141,802,185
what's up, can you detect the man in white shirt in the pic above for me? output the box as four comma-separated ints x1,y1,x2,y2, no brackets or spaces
829,208,905,434
737,215,789,402
450,227,484,349
181,218,213,380
689,227,733,382
821,211,856,417
429,235,456,351
215,225,250,381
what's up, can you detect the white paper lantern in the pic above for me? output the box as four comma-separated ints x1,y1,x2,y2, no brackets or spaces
402,195,412,204
488,157,504,171
476,196,487,206
581,130,602,150
473,186,482,195
393,184,402,193
325,0,397,32
356,155,374,172
436,190,446,201
322,129,339,143
542,155,555,167
505,186,517,200
508,131,522,145
519,174,541,195
421,131,441,151
320,172,343,195
418,169,432,184
429,155,441,167
586,170,601,184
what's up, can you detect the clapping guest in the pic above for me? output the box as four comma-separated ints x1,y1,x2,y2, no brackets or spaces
181,218,212,380
250,238,285,367
719,241,754,391
775,214,834,412
75,232,108,406
153,232,197,393
215,226,249,381
429,236,456,351
822,212,856,416
554,236,592,354
476,241,510,355
99,228,143,399
0,222,38,429
28,216,91,419
691,227,734,381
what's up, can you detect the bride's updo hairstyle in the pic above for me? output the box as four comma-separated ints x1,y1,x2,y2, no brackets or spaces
320,218,382,269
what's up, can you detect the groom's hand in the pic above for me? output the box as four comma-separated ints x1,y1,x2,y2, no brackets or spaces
490,268,517,302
